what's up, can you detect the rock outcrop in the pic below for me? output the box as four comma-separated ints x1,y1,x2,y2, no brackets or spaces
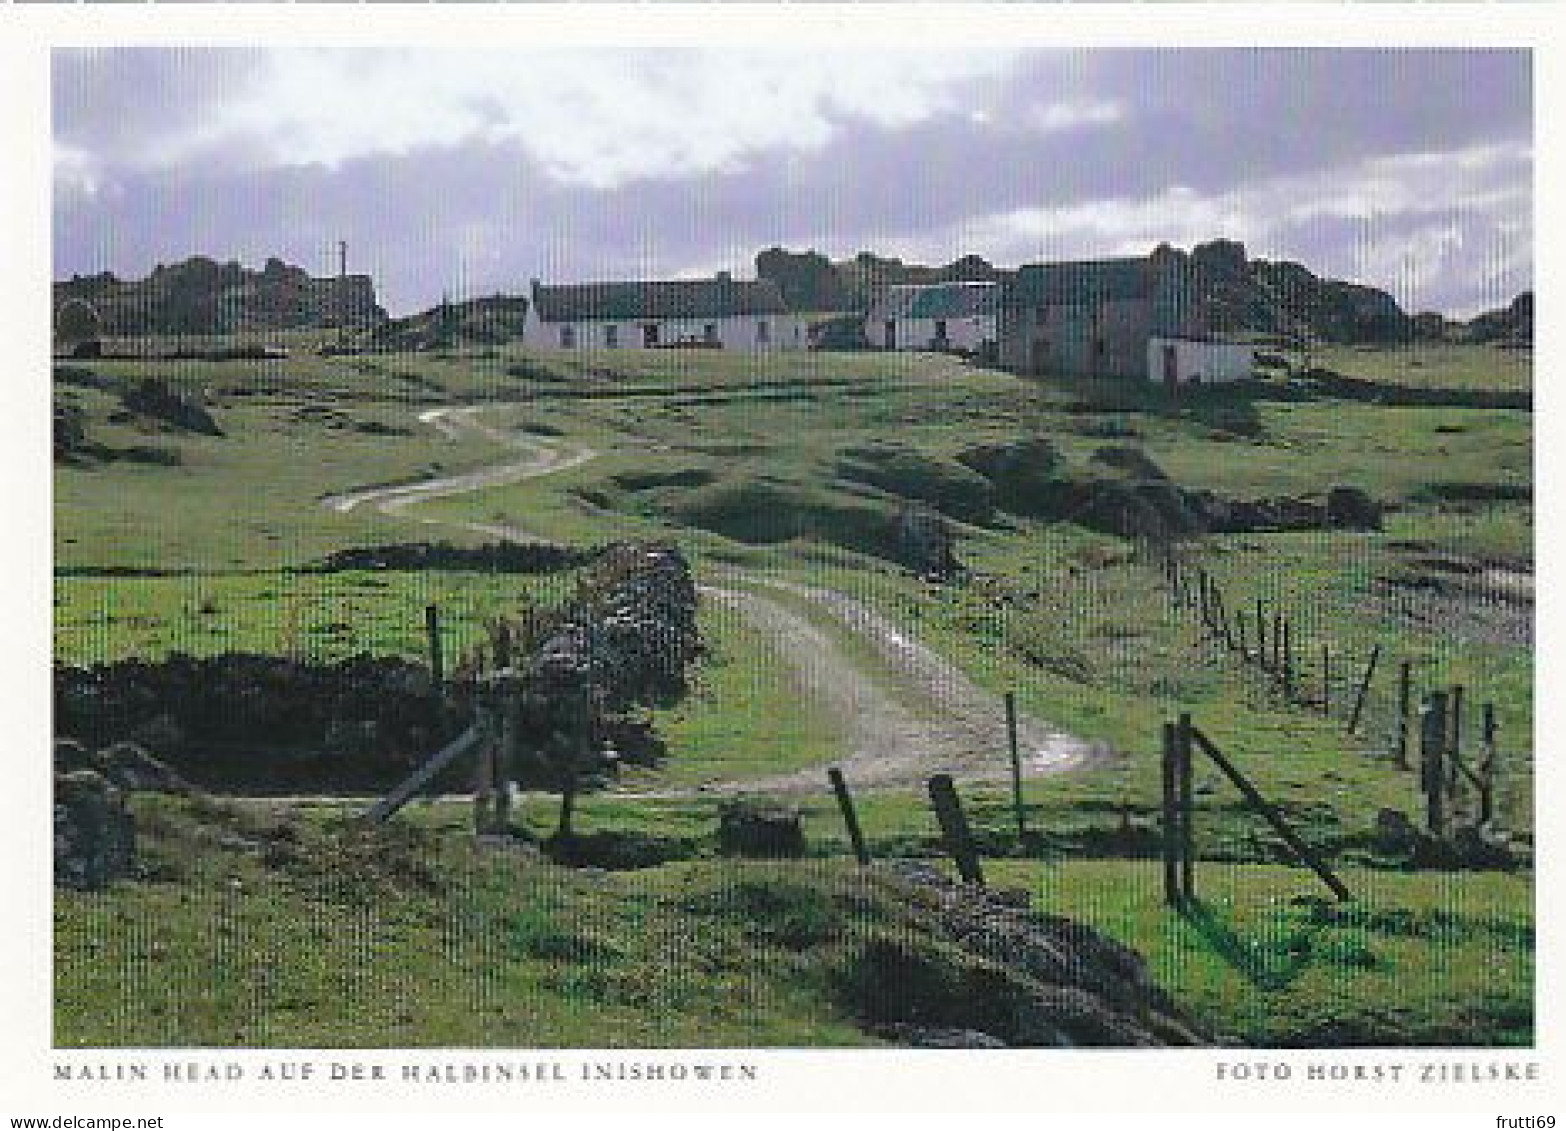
120,378,224,436
54,770,136,891
1465,292,1532,348
756,239,1414,344
847,864,1208,1047
717,798,807,858
53,256,385,338
369,295,530,351
54,654,444,792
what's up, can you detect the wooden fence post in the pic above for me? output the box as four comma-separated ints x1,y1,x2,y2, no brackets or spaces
365,722,482,824
1215,590,1235,651
927,774,985,886
1347,644,1381,736
1255,600,1267,670
1447,684,1465,803
1186,725,1352,902
1005,692,1026,844
1321,643,1331,716
1236,610,1248,659
1395,660,1412,770
491,621,513,671
1272,611,1285,675
493,678,519,831
425,603,444,688
1161,722,1182,908
1178,713,1196,903
1421,692,1448,839
472,699,499,835
828,768,871,865
1282,618,1294,697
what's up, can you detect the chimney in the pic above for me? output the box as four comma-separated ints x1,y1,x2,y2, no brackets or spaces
716,270,732,283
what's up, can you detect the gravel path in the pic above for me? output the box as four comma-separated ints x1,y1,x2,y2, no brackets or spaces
319,404,595,543
690,583,1106,795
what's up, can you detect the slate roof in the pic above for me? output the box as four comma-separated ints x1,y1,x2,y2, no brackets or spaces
1003,257,1157,307
869,282,998,321
531,278,789,322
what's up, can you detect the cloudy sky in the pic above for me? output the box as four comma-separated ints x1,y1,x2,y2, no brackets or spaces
53,45,1530,318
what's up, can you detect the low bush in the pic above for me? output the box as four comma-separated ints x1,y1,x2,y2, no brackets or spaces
834,443,995,523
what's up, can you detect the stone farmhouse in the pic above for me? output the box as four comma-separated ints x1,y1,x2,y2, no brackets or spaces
997,247,1253,384
864,281,998,354
525,274,805,352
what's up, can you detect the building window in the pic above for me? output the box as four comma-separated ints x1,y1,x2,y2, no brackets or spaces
559,325,575,349
704,323,718,345
756,319,770,345
604,324,619,349
642,323,660,348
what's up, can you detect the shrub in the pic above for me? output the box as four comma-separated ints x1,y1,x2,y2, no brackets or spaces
834,443,996,523
955,437,1065,516
665,475,903,560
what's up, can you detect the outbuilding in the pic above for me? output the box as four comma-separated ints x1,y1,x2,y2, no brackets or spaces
1147,336,1255,386
525,274,803,352
865,282,998,355
997,247,1202,379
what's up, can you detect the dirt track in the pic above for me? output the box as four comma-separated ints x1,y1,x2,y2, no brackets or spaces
698,582,1105,794
322,401,1106,792
320,404,595,543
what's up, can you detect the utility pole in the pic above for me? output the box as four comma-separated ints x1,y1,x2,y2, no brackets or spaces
337,239,349,349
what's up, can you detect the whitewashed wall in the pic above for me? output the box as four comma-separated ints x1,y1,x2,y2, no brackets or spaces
1147,337,1254,384
526,311,805,352
871,314,997,353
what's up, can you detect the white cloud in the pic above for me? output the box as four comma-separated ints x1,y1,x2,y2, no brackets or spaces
109,46,1021,190
961,141,1527,248
53,144,102,196
1026,98,1123,133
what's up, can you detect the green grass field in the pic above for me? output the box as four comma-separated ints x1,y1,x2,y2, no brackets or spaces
54,338,1534,1047
54,794,1532,1048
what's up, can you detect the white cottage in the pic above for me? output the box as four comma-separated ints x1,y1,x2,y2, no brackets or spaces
865,282,998,354
525,274,803,352
1147,336,1255,386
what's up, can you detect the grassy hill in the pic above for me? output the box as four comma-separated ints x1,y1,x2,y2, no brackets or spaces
55,792,1532,1048
53,338,1534,1047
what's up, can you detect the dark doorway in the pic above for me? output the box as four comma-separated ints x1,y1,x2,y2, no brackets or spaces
1030,338,1050,375
1162,343,1179,388
884,320,896,350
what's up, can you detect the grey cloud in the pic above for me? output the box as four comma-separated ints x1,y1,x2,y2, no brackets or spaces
53,47,268,162
53,47,1532,316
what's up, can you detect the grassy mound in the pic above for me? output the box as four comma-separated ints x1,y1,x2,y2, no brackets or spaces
833,442,996,523
57,796,1200,1047
663,474,904,559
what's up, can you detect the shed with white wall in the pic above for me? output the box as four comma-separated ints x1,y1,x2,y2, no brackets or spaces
1147,336,1255,386
865,282,997,354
